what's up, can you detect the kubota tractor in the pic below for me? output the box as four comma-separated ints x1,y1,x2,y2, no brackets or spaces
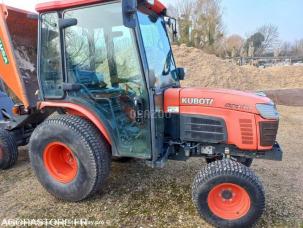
0,0,282,227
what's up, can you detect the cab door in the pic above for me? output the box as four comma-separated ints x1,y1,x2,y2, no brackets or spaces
137,11,179,161
40,2,152,159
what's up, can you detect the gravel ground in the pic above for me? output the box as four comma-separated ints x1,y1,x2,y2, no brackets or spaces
0,105,302,227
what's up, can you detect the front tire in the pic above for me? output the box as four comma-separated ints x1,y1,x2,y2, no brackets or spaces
29,115,111,202
192,159,265,227
206,156,253,167
0,128,18,170
235,157,253,167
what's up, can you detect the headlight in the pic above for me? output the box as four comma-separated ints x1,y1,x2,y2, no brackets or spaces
256,103,279,120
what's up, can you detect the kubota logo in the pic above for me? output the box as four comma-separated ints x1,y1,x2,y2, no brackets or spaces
181,97,214,105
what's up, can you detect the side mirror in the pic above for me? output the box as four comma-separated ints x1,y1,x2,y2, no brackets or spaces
148,70,157,88
122,0,137,28
165,17,178,41
172,68,185,81
59,18,77,29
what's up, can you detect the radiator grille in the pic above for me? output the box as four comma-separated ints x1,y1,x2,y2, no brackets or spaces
180,115,227,143
259,121,279,146
239,119,254,145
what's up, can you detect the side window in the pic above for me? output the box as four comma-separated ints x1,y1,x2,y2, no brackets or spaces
112,26,142,93
64,4,144,94
65,25,110,88
40,13,63,98
138,12,177,88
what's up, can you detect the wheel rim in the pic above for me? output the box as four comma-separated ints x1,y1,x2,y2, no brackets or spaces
43,142,78,183
207,183,251,220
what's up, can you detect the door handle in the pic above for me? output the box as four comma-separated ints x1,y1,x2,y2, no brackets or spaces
133,96,144,124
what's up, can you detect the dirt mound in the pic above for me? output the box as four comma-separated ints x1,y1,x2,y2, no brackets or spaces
173,44,303,90
265,89,303,106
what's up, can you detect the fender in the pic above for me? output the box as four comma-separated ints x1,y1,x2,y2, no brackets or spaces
38,101,111,144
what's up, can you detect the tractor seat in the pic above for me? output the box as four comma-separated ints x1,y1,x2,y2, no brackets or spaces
70,65,105,90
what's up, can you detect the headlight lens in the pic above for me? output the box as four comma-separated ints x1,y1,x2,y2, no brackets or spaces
256,104,279,120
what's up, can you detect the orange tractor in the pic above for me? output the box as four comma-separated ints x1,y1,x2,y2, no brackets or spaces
0,0,282,227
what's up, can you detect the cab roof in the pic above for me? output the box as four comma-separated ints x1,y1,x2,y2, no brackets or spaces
36,0,166,15
36,0,104,12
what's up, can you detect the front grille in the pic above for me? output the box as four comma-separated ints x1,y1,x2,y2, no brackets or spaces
239,119,254,145
259,121,279,146
180,115,227,143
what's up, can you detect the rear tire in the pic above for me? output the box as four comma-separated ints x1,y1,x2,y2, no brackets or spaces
29,115,111,202
192,159,265,228
0,128,18,170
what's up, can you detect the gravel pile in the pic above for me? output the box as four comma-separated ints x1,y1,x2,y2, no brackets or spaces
173,44,303,90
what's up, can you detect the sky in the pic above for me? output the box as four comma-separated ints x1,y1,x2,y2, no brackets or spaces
162,0,303,42
4,0,303,42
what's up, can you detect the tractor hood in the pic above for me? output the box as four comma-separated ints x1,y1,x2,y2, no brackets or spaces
165,88,272,114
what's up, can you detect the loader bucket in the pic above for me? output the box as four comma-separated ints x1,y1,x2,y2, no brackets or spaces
0,4,39,108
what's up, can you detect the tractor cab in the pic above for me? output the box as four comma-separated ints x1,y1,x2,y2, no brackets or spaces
36,0,181,162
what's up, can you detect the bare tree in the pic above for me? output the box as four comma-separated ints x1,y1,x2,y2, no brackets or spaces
224,35,244,57
280,41,292,56
243,32,265,57
175,0,195,18
257,24,279,54
291,39,303,57
173,0,195,45
191,0,224,51
166,4,178,18
172,0,224,53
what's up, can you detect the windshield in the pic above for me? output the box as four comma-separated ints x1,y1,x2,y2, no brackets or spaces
138,12,178,89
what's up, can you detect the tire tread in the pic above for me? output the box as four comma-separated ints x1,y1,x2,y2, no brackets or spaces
192,159,265,227
0,128,18,170
30,114,110,201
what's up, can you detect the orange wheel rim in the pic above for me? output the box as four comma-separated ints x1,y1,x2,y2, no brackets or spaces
43,142,78,183
207,183,251,220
